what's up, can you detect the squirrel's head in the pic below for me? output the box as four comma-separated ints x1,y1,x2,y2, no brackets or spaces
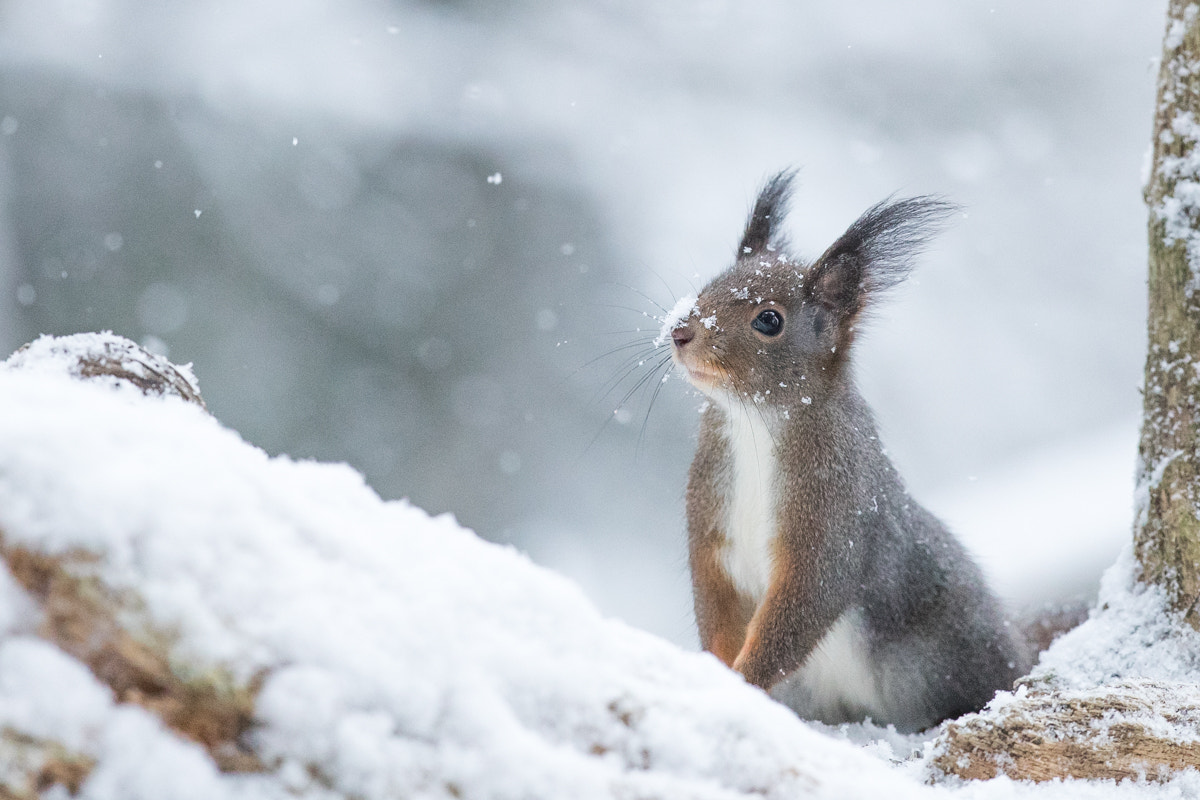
664,170,954,410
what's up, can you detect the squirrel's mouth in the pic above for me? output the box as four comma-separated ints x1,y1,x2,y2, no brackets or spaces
682,365,721,387
671,351,725,393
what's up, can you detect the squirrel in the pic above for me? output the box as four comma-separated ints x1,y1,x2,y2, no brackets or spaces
664,170,1026,731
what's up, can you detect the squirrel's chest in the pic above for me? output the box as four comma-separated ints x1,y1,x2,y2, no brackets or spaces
719,409,780,603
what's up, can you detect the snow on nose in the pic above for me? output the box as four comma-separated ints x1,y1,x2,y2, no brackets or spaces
653,294,699,347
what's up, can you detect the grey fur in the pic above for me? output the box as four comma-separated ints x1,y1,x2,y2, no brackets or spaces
673,171,1026,732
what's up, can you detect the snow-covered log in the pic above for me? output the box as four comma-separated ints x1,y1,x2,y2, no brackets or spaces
929,549,1200,783
932,678,1200,782
0,332,925,799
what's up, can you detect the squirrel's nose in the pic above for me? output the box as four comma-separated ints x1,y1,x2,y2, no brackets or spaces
671,327,694,348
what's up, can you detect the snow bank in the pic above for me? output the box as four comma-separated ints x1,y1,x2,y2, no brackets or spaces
1031,546,1200,691
0,333,919,799
5,333,1200,798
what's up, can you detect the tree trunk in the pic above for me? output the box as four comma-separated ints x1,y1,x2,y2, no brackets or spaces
930,4,1200,782
1137,0,1200,627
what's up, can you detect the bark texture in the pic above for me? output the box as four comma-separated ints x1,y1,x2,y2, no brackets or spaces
0,540,263,774
931,679,1200,782
1138,0,1200,626
0,730,93,800
6,334,206,409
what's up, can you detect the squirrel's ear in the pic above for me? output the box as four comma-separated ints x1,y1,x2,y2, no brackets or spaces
738,169,798,256
808,196,957,320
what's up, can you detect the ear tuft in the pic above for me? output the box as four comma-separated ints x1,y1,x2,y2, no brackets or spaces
738,169,799,256
808,196,957,318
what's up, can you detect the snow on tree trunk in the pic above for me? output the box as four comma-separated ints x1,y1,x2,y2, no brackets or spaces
1139,0,1200,626
929,5,1200,783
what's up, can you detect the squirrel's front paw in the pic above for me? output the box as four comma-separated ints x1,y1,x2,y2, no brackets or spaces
732,649,787,692
731,640,752,673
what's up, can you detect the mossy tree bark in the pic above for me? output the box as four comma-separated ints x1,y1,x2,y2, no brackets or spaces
1138,0,1200,627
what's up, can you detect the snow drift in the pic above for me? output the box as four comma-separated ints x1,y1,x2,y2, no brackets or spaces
0,333,917,799
8,333,1200,799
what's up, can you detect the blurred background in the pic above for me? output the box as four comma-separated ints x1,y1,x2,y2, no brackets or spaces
0,0,1166,646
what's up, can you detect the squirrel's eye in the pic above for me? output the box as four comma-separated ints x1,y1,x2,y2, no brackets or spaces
752,309,783,337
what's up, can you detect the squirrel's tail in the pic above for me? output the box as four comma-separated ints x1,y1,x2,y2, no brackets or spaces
1015,599,1091,660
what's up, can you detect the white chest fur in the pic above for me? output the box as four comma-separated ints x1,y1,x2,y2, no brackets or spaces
716,405,887,724
718,404,779,603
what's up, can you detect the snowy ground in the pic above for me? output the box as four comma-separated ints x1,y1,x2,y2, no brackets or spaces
0,334,1195,798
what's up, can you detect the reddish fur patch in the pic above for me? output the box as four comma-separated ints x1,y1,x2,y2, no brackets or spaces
691,541,750,667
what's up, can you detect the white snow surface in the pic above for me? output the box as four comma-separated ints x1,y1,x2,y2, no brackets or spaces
0,333,911,798
2,333,1200,798
1031,545,1200,691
